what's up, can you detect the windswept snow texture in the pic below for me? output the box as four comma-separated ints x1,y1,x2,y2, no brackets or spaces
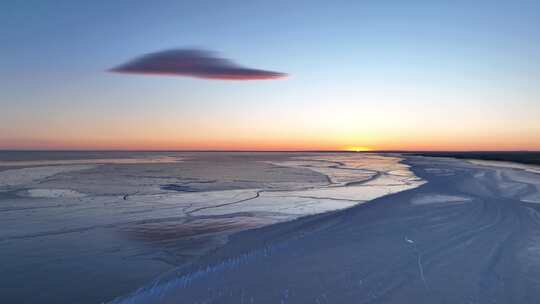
0,152,421,304
111,155,540,304
411,194,472,205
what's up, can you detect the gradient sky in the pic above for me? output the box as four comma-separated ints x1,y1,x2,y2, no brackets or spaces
2,0,539,151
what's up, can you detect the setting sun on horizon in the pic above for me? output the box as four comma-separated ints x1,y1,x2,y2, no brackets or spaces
345,147,373,152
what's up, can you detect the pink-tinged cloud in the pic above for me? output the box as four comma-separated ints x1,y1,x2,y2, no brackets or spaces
109,49,287,80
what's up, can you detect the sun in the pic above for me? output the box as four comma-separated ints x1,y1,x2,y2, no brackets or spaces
345,146,372,152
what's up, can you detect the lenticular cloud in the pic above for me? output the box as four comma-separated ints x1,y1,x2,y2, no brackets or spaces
109,49,287,80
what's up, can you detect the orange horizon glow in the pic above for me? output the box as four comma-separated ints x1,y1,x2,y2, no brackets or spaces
2,113,540,152
2,138,539,152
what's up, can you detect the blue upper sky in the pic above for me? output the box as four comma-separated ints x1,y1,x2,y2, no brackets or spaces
2,0,539,150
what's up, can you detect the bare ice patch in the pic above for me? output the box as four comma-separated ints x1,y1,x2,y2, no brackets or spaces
0,156,181,167
411,194,472,205
424,167,455,176
0,165,96,189
18,188,86,198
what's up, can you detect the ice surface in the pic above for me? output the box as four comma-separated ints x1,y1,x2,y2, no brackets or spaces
20,188,87,198
0,165,96,188
0,152,423,304
0,156,181,167
468,159,540,174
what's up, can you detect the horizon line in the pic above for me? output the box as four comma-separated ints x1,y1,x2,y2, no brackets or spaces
0,149,539,153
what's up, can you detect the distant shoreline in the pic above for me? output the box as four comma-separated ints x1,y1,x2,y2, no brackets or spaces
2,150,540,166
411,151,540,166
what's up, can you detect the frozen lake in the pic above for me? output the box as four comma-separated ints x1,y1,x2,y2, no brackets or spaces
0,152,423,303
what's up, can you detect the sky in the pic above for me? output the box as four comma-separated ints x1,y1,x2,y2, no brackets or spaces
1,0,539,151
